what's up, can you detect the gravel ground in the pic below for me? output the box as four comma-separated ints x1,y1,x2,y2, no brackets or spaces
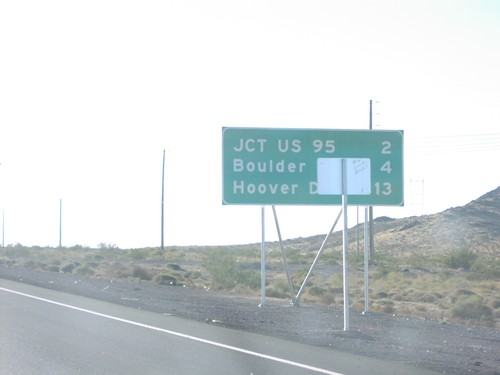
1,265,499,375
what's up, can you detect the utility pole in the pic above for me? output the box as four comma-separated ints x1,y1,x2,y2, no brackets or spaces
369,100,375,262
161,149,165,250
2,209,4,248
59,198,62,248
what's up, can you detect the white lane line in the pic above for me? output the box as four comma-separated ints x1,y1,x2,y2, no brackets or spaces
0,286,343,375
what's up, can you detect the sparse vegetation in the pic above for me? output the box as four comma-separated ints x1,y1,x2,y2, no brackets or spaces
1,187,499,328
0,241,498,327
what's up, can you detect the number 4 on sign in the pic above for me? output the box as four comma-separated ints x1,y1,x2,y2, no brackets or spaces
380,161,392,174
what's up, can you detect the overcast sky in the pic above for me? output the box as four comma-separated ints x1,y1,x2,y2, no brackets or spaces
1,0,499,248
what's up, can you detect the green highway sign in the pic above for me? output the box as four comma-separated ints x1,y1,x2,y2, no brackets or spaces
222,127,404,206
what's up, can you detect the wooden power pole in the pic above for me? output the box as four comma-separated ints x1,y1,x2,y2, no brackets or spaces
161,149,165,250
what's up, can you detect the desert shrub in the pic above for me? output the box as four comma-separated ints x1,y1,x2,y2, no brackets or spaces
419,293,437,303
0,258,16,266
392,293,405,301
320,250,341,265
60,263,75,273
127,249,148,260
49,258,62,266
239,269,261,290
308,286,327,297
22,260,39,270
291,269,308,288
203,249,259,290
319,292,336,305
373,260,401,278
203,249,238,289
75,263,95,276
46,265,60,272
450,295,493,323
444,248,478,271
266,278,289,299
107,262,131,278
440,270,452,278
303,286,337,305
132,266,152,281
4,244,31,257
451,289,476,303
373,299,395,314
167,263,182,271
154,273,177,286
468,258,500,280
185,270,202,280
282,248,302,264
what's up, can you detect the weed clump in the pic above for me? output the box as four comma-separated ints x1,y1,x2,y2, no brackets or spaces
131,266,152,281
75,263,95,276
468,258,500,280
450,295,493,325
373,299,395,314
444,248,477,271
154,273,177,286
203,249,260,291
60,262,76,273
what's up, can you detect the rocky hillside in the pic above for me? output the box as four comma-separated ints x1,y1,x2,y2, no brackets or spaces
281,186,500,259
371,186,500,258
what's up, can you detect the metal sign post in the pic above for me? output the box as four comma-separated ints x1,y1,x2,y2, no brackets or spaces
272,206,296,305
364,206,370,313
341,159,350,331
259,206,266,308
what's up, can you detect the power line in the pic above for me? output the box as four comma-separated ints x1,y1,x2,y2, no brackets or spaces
405,133,500,154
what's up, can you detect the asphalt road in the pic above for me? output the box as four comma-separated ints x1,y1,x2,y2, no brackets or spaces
0,279,440,375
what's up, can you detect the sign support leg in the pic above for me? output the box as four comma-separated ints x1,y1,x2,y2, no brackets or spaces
342,159,350,331
272,205,297,306
295,208,342,304
364,206,369,313
259,206,267,308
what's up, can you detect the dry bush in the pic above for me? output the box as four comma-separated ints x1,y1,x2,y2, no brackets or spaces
131,266,152,281
75,263,96,276
107,262,132,278
266,278,290,299
154,273,177,286
450,295,494,325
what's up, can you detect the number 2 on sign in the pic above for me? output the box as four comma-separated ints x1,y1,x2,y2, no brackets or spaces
381,141,391,154
375,182,392,195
